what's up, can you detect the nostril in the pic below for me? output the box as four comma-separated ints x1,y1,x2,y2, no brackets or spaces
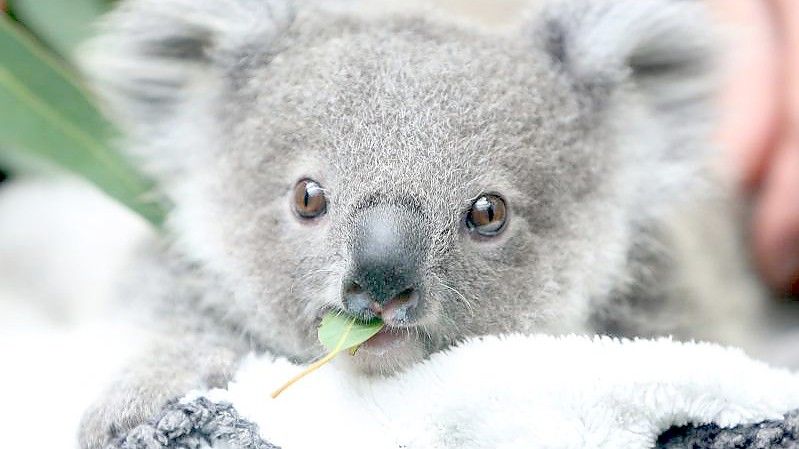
395,288,416,302
342,279,380,319
344,280,363,296
382,287,421,324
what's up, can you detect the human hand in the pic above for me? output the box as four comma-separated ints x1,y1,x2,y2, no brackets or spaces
711,0,799,296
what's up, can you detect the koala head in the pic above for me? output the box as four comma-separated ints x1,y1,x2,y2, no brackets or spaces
85,0,716,373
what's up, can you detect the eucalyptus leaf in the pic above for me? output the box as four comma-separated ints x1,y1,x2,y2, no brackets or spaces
271,313,384,398
318,313,384,353
9,0,108,58
0,15,166,226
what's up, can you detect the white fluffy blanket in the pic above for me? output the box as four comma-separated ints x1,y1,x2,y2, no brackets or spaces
156,334,799,449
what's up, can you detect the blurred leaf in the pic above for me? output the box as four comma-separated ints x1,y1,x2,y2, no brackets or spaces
8,0,108,58
0,15,166,226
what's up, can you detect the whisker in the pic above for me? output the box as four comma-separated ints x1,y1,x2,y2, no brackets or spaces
439,281,475,314
418,321,433,342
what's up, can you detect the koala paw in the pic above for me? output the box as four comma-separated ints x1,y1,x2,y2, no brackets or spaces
79,388,177,449
86,398,277,449
78,337,243,448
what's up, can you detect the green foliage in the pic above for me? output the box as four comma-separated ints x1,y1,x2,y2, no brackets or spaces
9,0,110,58
318,313,385,353
271,314,384,398
0,2,167,227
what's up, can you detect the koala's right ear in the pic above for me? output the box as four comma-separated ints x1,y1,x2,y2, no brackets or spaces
81,0,294,133
526,0,717,117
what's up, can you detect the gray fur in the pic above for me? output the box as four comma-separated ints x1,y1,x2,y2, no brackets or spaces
78,0,764,447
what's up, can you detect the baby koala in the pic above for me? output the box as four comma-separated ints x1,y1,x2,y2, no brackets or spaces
79,0,767,447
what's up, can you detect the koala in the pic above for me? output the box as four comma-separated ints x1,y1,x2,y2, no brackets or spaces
77,0,770,447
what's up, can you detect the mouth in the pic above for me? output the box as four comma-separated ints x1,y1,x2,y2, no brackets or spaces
318,286,424,349
315,306,421,362
351,323,426,374
358,325,410,355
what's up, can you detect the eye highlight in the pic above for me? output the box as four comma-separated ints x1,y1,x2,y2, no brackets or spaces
465,194,507,237
293,179,327,219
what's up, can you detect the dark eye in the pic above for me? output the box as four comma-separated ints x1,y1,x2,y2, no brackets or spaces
465,194,507,237
293,179,327,219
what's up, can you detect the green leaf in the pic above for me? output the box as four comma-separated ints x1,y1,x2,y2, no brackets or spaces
271,313,383,398
318,313,384,353
9,0,109,58
0,15,166,226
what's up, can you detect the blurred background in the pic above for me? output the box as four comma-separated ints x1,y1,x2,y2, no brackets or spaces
0,0,797,447
0,1,197,447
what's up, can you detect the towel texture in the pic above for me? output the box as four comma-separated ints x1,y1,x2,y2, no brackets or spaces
107,335,799,449
108,399,799,449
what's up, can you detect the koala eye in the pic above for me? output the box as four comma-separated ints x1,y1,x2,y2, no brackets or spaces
465,194,507,237
293,179,327,219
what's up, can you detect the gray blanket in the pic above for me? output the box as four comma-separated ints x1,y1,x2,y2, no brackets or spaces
110,398,799,449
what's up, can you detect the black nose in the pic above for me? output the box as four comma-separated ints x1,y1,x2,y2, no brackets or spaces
342,204,426,324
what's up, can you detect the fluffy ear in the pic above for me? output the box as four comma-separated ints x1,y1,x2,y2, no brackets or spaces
80,0,294,132
529,0,717,117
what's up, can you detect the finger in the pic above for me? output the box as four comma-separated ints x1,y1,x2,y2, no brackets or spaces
709,0,783,189
752,136,799,295
753,0,799,295
776,0,799,119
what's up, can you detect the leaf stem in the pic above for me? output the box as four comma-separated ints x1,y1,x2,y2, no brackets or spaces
271,317,357,398
270,350,340,399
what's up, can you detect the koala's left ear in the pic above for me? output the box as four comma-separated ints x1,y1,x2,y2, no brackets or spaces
527,0,717,116
80,0,294,134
